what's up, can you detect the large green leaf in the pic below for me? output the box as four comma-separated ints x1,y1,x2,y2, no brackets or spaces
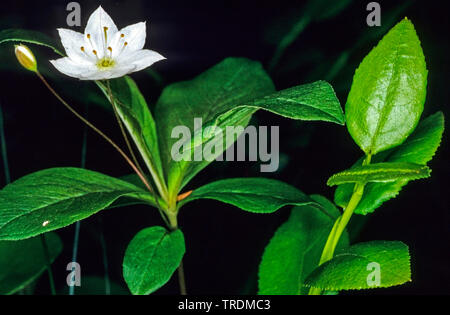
155,58,275,192
96,78,165,192
345,18,427,155
335,112,444,214
305,241,411,291
0,232,62,294
155,58,343,191
0,168,155,240
179,178,320,214
258,195,348,295
327,162,430,186
123,226,185,295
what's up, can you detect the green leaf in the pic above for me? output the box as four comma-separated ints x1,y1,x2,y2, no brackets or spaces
155,58,343,191
179,178,319,214
305,241,411,291
0,168,154,240
258,195,349,295
96,78,165,190
345,18,427,155
327,162,431,187
123,226,185,295
335,112,445,214
155,58,275,191
0,232,62,294
0,29,64,56
249,81,344,124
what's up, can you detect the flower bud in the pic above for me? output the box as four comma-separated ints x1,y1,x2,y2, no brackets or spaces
14,44,37,72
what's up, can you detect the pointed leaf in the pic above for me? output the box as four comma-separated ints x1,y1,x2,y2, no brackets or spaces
179,178,319,214
96,78,165,187
345,19,427,155
0,168,154,240
327,162,431,187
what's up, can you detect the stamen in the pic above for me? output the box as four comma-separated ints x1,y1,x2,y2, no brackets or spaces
103,26,109,53
92,49,99,60
86,33,96,52
121,34,125,38
107,46,112,58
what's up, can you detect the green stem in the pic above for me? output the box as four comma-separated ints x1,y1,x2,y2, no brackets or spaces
40,234,56,295
166,210,187,295
309,155,371,295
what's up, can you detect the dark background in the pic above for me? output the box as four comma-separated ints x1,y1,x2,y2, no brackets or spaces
0,0,449,295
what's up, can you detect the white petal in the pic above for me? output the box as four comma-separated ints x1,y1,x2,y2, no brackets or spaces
78,64,137,80
110,22,147,56
117,49,165,72
84,6,118,58
50,57,96,79
57,28,92,64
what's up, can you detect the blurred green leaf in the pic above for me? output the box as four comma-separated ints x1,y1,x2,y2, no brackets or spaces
335,112,445,214
0,232,62,294
123,226,185,295
0,168,155,240
179,178,320,214
345,19,427,155
305,241,411,291
267,0,353,70
258,195,348,294
0,29,63,56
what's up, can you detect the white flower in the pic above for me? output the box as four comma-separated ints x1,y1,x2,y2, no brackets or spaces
50,6,165,80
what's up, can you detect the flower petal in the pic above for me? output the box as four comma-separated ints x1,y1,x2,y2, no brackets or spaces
110,22,147,56
84,6,118,58
78,64,137,80
117,49,165,72
50,57,96,79
57,28,93,64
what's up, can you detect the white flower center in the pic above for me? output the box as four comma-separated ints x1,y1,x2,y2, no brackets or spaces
80,27,129,70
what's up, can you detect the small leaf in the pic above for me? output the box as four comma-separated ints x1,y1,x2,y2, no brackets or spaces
305,241,411,291
327,162,431,187
0,168,154,240
258,195,348,295
335,112,444,214
123,226,185,295
179,178,318,213
345,19,427,155
0,232,62,294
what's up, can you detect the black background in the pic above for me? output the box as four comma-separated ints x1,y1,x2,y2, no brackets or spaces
0,0,449,295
